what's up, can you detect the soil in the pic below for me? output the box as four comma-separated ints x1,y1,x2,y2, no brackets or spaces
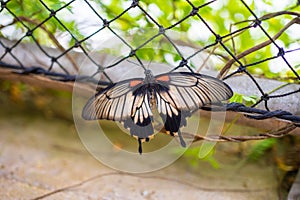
0,88,280,200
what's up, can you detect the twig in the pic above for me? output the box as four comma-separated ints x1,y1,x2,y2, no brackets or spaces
30,172,120,200
15,16,79,72
31,170,276,200
233,11,300,25
189,124,297,142
218,17,300,78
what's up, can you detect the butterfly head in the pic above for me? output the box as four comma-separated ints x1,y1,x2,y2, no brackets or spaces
144,69,154,83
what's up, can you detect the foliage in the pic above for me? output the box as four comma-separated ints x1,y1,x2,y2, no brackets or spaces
91,0,300,81
1,0,83,47
230,92,258,106
1,0,299,79
246,138,277,161
175,145,220,168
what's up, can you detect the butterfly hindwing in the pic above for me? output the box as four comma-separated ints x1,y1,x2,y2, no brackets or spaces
124,85,154,139
154,84,190,147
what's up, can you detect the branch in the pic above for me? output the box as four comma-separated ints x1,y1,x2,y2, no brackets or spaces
189,124,297,143
233,11,300,25
14,16,79,71
156,119,297,143
218,17,300,78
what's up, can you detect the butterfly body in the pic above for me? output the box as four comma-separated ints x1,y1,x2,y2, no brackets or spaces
82,70,233,154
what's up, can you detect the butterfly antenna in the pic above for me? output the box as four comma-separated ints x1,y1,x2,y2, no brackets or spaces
127,58,146,70
127,59,141,67
146,57,154,70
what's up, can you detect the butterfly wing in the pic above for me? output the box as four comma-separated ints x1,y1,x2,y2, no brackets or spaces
154,72,233,146
82,79,155,154
155,71,233,111
123,85,155,153
82,78,144,121
151,83,188,147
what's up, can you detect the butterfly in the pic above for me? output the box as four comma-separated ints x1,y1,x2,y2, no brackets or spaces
82,70,233,154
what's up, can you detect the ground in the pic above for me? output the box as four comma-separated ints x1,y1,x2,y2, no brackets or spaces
0,87,280,200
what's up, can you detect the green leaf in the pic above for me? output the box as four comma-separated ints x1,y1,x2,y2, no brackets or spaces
230,93,258,106
247,138,277,161
230,93,244,103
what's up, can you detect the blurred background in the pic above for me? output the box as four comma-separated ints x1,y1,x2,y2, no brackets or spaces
1,0,300,199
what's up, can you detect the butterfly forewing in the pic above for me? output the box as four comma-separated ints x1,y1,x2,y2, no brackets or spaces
82,79,144,121
194,73,233,100
155,72,233,112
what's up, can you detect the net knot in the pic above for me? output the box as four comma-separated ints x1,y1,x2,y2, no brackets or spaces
179,59,187,67
190,7,199,16
74,40,81,48
49,10,56,17
277,47,285,57
158,26,165,34
237,65,246,73
131,0,139,7
51,57,57,62
129,49,136,57
103,19,110,27
261,93,269,101
5,47,11,53
26,30,33,37
253,19,261,27
1,1,6,8
215,34,222,43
